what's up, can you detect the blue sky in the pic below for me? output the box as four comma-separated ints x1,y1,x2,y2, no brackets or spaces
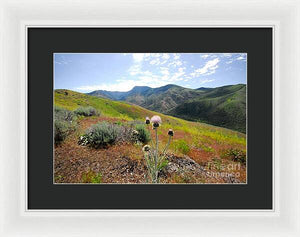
54,53,246,92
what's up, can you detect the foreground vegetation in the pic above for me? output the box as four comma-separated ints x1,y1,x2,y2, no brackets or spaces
54,89,246,184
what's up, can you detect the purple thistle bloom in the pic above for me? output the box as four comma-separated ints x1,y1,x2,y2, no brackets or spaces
150,115,162,124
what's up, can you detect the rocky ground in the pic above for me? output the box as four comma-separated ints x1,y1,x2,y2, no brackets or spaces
54,117,245,184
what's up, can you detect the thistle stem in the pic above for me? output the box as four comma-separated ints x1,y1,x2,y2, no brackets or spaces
162,136,172,158
147,124,155,148
155,128,159,183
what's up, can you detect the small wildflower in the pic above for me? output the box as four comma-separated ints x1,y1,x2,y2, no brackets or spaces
132,129,139,135
145,117,150,124
142,145,151,152
150,115,162,128
168,129,174,136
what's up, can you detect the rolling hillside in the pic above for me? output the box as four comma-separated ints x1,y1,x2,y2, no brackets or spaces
88,84,246,133
55,89,245,144
168,84,246,133
54,89,246,184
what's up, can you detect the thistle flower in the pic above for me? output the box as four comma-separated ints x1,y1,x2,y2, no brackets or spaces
150,115,162,128
142,145,151,152
168,129,174,136
145,117,150,125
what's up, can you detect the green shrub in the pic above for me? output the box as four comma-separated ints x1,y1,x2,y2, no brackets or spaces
54,106,75,122
116,126,135,143
85,122,120,148
74,106,99,117
79,122,144,147
54,106,77,144
135,124,150,143
172,139,190,155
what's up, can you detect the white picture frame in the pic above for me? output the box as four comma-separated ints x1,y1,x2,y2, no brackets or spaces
0,0,299,236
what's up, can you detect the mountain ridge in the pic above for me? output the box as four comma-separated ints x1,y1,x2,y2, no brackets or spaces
87,83,246,133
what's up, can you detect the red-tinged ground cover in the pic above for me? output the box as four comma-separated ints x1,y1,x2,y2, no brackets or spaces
54,90,246,184
54,116,246,184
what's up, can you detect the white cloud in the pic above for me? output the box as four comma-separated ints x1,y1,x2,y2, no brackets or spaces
160,67,170,75
150,58,161,65
222,53,232,58
128,64,142,75
168,60,182,67
75,53,226,93
191,58,220,77
225,53,246,64
76,76,162,92
199,79,215,84
201,54,210,59
75,81,135,92
146,53,172,65
236,56,245,60
149,53,162,58
174,54,180,60
169,67,186,82
130,53,181,67
162,53,170,60
178,67,185,73
132,53,145,62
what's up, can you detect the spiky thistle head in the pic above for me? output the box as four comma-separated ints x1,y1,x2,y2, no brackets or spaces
142,144,151,152
168,129,174,137
145,117,150,125
150,115,162,128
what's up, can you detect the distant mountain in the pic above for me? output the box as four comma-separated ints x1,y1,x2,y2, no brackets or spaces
87,86,151,100
88,84,246,133
196,87,213,91
168,84,246,133
88,84,207,110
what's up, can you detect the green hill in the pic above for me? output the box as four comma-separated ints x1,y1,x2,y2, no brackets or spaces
55,89,181,122
88,84,246,133
54,89,246,146
168,84,246,133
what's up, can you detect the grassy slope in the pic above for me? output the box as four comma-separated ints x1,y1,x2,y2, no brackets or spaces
168,84,246,133
91,84,246,133
55,89,246,148
55,89,247,183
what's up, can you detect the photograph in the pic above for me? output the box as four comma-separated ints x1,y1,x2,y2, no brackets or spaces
54,53,247,184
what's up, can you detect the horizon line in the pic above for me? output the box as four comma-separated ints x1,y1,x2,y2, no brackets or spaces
54,83,246,94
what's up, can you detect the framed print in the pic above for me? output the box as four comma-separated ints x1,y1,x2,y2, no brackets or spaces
1,0,300,236
28,27,271,209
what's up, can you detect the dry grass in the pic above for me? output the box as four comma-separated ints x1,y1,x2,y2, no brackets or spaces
54,115,246,184
54,90,246,184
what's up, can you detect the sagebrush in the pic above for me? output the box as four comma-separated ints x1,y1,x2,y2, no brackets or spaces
74,106,100,117
54,106,77,144
134,124,151,144
84,122,120,148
